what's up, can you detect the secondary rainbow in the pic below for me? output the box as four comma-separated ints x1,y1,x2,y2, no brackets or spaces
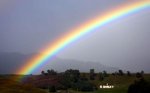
17,1,150,75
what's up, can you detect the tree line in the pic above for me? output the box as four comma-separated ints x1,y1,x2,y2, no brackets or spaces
37,69,149,93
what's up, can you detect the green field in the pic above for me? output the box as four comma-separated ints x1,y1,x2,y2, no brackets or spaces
67,75,142,93
0,74,150,93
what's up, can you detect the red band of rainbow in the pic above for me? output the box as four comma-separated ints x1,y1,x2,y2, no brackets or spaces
17,1,150,77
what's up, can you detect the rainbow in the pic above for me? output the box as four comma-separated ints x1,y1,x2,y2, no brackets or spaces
17,1,150,76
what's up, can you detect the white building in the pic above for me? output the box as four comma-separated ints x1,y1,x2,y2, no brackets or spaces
99,83,114,89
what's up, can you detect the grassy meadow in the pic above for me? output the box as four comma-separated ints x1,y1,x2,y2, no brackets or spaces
0,73,150,93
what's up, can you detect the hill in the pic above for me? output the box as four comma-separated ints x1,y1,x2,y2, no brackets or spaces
0,52,118,74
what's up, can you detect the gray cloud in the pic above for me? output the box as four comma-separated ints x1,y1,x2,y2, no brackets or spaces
0,0,150,72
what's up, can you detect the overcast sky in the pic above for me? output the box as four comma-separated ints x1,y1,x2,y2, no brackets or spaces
0,0,150,72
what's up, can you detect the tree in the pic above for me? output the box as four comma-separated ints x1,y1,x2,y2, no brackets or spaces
118,70,124,76
112,73,115,76
47,69,50,75
60,69,80,89
49,86,56,92
136,72,143,78
99,72,104,81
103,70,108,77
65,69,80,82
141,70,144,75
128,78,150,93
90,69,95,80
81,73,88,81
127,71,131,76
72,80,94,92
41,71,45,75
47,69,57,75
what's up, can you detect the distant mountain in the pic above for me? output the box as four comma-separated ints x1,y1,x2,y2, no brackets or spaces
0,52,118,74
41,57,119,73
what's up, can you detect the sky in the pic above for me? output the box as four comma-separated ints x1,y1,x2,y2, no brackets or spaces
0,0,150,72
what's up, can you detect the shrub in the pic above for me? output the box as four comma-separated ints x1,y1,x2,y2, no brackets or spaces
49,86,56,92
128,78,150,93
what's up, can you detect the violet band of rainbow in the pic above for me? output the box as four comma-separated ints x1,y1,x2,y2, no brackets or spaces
17,1,150,78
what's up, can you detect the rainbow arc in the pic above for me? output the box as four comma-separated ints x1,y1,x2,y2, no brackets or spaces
17,1,150,79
